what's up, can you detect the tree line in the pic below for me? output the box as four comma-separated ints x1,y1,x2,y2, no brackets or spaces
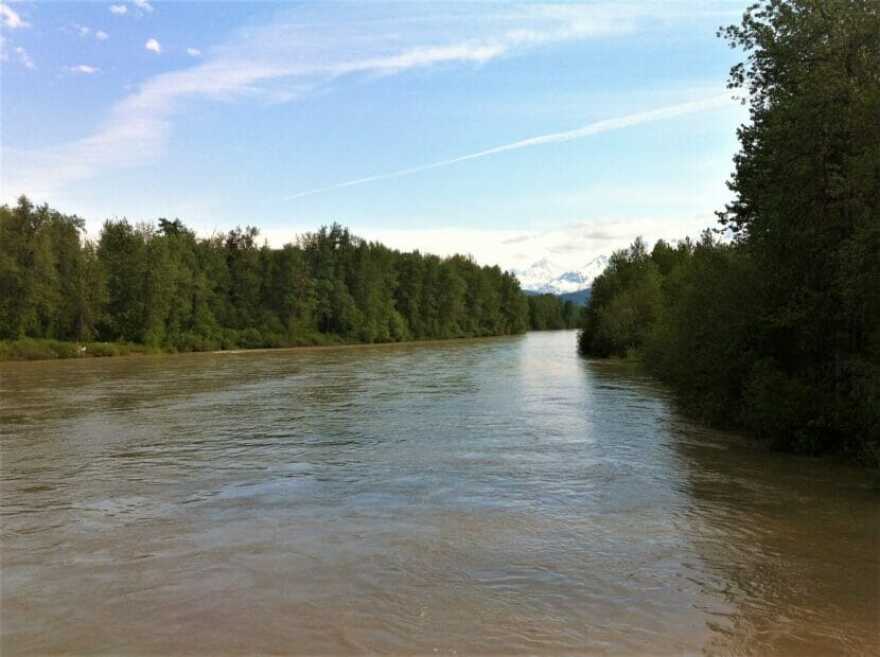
527,293,580,331
579,0,879,463
0,205,584,355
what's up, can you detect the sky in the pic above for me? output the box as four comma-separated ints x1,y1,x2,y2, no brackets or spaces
1,1,751,274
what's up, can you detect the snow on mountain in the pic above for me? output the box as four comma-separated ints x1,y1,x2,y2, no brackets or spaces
512,257,559,292
514,255,609,295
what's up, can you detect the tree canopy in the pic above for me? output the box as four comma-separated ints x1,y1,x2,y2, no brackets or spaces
0,203,552,351
579,0,880,463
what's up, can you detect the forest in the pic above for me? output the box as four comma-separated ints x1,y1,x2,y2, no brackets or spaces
527,293,580,331
579,0,879,464
0,207,575,359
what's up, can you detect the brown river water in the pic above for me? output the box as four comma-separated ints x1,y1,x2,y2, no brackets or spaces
1,331,877,656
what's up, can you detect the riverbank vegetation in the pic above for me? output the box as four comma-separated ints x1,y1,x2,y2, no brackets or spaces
0,207,561,359
527,294,580,331
0,338,158,361
579,0,880,464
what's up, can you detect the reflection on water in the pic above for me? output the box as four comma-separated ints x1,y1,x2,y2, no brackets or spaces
1,332,877,656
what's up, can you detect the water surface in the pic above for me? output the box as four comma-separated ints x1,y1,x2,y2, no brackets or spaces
1,331,877,655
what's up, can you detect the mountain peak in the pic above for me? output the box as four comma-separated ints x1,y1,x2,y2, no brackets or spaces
514,255,608,295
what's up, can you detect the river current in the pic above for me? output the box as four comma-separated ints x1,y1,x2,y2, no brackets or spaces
1,331,877,655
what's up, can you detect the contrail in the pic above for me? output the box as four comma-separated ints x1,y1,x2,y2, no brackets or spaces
284,94,732,200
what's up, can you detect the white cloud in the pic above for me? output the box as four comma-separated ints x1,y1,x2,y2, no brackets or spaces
133,0,154,13
186,47,201,57
145,37,161,53
1,3,700,201
14,45,34,69
67,64,99,74
71,24,109,41
466,215,718,271
0,2,28,29
252,215,718,273
109,4,127,15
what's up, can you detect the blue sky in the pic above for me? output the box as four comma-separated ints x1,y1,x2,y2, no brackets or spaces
1,1,749,271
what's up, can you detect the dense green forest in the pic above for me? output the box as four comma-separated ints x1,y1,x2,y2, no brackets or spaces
579,0,879,464
527,293,580,330
0,204,577,358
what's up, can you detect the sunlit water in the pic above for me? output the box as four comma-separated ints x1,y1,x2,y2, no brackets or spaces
1,331,877,656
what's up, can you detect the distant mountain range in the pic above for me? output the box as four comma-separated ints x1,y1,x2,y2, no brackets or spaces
524,287,592,305
558,288,591,306
514,255,608,297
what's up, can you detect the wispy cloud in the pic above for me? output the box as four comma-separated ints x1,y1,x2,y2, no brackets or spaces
67,64,99,74
0,2,28,29
284,94,732,200
14,45,34,69
145,37,161,53
186,47,201,57
72,24,108,41
444,215,719,271
110,0,153,18
1,3,672,200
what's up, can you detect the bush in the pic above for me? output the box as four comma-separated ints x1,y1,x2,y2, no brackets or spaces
85,342,120,357
0,338,80,360
742,361,828,454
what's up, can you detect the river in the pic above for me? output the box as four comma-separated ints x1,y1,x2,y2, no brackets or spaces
1,331,877,655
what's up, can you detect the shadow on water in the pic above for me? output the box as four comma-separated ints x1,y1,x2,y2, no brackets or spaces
586,359,880,657
674,431,879,657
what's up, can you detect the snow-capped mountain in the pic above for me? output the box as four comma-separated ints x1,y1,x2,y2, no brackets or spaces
514,255,609,295
513,257,558,292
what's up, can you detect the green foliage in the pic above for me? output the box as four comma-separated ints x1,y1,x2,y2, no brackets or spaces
0,338,154,360
578,1,880,464
0,197,93,341
527,294,580,331
578,237,662,357
0,208,534,360
0,338,81,360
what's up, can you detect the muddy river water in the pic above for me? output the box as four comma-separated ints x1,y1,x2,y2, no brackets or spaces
1,331,877,655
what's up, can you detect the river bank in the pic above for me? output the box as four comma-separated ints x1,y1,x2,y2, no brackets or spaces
0,333,525,362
